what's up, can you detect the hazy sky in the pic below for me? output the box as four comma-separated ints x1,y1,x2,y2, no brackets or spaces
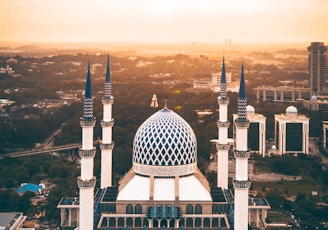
0,0,327,44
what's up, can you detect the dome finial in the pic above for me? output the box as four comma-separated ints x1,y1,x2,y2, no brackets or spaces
164,99,168,108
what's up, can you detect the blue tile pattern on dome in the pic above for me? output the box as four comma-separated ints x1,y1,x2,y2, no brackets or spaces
133,108,197,166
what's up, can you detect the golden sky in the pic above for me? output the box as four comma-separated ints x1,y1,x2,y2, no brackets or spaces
0,0,327,43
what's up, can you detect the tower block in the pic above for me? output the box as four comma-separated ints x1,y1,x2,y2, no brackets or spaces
78,61,96,230
216,58,230,189
101,56,114,188
233,64,251,230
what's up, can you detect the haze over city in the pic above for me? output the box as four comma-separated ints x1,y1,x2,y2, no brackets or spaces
0,0,327,44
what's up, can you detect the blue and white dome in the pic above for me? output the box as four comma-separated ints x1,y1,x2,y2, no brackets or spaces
132,108,197,177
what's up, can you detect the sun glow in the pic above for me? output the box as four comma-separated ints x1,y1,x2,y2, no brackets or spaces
0,0,327,43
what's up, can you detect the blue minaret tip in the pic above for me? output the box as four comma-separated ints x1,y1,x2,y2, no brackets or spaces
221,57,226,84
85,61,92,98
106,55,110,83
238,63,246,99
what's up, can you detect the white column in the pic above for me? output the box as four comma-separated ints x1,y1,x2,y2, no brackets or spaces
78,119,96,230
233,120,251,230
101,97,114,188
217,97,230,189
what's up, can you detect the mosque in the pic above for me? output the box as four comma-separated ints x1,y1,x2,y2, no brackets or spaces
57,57,270,229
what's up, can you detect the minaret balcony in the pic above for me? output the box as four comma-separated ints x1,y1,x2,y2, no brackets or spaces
232,179,251,190
234,150,250,159
101,119,114,127
217,121,230,128
217,97,229,105
80,118,96,127
235,119,250,128
79,147,96,158
102,97,114,104
216,143,230,150
100,142,114,150
77,176,96,188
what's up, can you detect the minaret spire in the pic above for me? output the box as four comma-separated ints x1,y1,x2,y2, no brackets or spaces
220,56,227,99
237,63,247,121
211,57,230,189
78,61,96,230
105,55,111,97
83,61,93,120
233,63,251,230
101,55,115,188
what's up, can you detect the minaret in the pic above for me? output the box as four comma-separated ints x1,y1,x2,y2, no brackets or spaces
78,61,96,230
216,57,230,189
150,94,159,108
101,55,114,188
233,63,251,230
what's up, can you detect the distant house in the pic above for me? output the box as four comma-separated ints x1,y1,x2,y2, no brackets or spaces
16,183,43,194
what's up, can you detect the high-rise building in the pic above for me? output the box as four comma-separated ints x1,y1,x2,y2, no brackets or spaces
308,42,327,96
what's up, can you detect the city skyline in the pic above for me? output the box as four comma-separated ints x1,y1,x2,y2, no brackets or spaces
0,0,327,44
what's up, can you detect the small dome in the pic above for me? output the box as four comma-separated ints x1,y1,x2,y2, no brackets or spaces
286,105,297,115
311,94,317,100
133,108,197,176
246,105,255,114
271,145,277,150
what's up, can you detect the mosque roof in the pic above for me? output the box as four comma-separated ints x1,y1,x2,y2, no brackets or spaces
117,174,212,201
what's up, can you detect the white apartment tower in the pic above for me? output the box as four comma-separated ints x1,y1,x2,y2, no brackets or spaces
101,56,114,188
214,58,230,189
233,64,251,230
78,61,96,230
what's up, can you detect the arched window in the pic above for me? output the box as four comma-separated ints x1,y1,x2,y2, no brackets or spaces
186,218,193,227
179,218,185,227
126,204,133,214
204,218,210,227
160,219,167,228
135,204,142,214
135,218,142,227
186,204,193,214
169,219,175,228
118,218,124,227
212,218,219,227
143,218,149,227
109,218,116,227
126,218,133,227
153,219,159,228
195,204,202,214
195,218,202,227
